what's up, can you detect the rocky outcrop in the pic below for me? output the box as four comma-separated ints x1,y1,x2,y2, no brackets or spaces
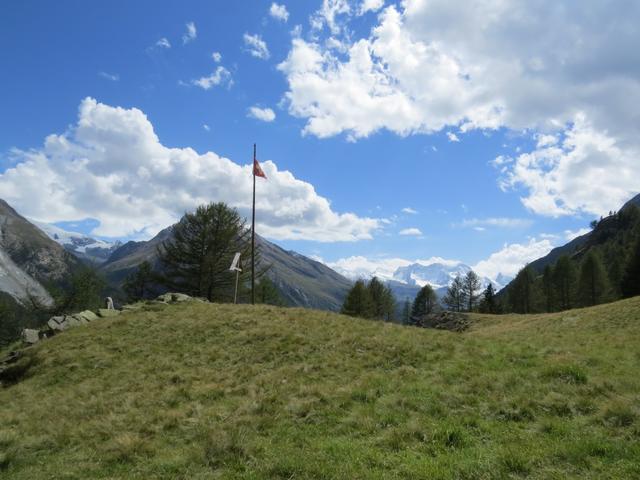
409,311,472,332
18,293,205,346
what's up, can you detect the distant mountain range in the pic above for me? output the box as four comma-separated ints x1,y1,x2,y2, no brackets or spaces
335,260,512,303
32,221,121,264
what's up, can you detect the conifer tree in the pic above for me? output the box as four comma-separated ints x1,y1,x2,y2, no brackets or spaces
508,265,536,313
462,270,482,312
621,236,640,298
158,203,251,302
578,250,610,306
255,277,286,306
443,275,466,312
411,284,437,317
366,277,395,321
123,261,155,301
341,280,373,318
542,264,555,312
401,298,411,325
553,255,576,310
479,283,497,313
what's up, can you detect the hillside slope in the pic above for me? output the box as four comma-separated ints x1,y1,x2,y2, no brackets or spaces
1,297,639,479
0,200,78,305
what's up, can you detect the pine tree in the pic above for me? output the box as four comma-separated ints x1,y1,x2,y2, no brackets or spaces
479,284,497,313
578,250,610,306
56,266,107,313
509,265,536,313
341,280,373,318
553,256,576,310
158,203,251,302
462,270,482,312
542,264,555,312
366,277,395,321
123,261,155,301
621,236,640,298
401,298,411,325
255,277,286,306
411,284,437,317
443,275,466,312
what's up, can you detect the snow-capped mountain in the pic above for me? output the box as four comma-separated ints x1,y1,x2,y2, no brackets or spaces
33,221,121,264
392,262,510,291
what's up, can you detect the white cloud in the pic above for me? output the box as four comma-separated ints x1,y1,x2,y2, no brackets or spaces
203,124,210,131
399,227,422,236
99,72,119,81
358,0,384,16
182,22,197,44
311,0,351,34
278,1,640,216
211,52,222,62
401,207,418,214
458,217,533,229
243,33,270,59
248,106,276,122
191,66,232,90
0,98,380,242
270,3,289,22
498,115,640,217
473,238,554,280
156,38,171,49
446,131,459,142
564,227,591,241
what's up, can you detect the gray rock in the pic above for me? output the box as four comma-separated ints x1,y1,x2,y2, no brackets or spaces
65,315,83,327
22,329,40,344
171,293,192,302
156,293,173,303
97,308,120,318
76,310,99,322
48,316,67,331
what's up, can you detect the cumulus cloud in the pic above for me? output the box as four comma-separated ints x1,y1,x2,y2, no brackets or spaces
564,227,591,241
247,106,276,122
497,115,640,217
191,66,232,90
358,0,384,16
202,124,210,132
399,227,422,236
182,22,197,44
446,132,459,142
269,3,289,22
0,98,380,241
156,37,171,49
473,238,554,280
401,207,418,214
211,52,222,62
278,1,640,214
243,33,270,59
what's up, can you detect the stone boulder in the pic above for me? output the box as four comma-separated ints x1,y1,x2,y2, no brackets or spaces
22,329,40,344
155,292,194,303
47,316,67,332
76,310,99,322
410,311,472,332
97,308,120,318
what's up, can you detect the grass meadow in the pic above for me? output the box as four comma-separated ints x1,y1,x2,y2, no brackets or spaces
1,297,639,479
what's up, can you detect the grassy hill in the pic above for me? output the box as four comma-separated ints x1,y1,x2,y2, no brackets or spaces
1,298,639,479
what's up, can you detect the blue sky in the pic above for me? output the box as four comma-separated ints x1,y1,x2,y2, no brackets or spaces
1,0,639,281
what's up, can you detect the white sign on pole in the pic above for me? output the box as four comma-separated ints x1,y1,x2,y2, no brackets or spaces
229,252,242,272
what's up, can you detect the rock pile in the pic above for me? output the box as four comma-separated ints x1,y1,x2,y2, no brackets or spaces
409,311,472,332
19,292,204,345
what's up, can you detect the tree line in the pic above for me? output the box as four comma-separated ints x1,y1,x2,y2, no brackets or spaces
507,205,640,313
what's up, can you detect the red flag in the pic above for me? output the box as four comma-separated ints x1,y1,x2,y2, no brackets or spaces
253,158,267,179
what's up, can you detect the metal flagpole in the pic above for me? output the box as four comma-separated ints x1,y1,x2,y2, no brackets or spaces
251,143,256,305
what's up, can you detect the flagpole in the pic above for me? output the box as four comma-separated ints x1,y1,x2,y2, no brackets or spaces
251,143,256,305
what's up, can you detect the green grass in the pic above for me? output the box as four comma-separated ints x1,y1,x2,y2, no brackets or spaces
1,297,640,479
